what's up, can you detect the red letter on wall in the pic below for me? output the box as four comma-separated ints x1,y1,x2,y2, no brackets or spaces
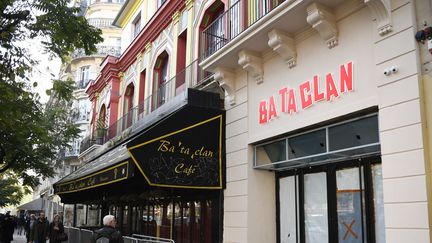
313,75,325,102
287,89,297,114
279,87,288,113
340,62,353,93
259,101,268,124
326,73,339,101
268,95,278,120
300,81,313,109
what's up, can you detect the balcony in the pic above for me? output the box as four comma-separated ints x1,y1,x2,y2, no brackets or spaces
87,18,116,28
71,45,121,60
99,59,215,145
64,146,80,158
200,0,345,70
80,135,102,155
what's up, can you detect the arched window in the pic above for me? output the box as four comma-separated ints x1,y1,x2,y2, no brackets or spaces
153,51,169,110
123,84,134,129
98,105,106,129
95,105,107,143
199,0,225,59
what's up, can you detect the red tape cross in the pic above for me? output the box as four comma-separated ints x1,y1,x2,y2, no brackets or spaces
342,220,358,240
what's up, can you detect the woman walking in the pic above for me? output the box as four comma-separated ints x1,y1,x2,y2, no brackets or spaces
49,214,65,243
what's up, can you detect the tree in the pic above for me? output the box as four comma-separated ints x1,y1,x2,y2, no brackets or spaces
0,0,103,198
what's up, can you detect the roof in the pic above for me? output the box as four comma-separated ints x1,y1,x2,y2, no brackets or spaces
17,198,43,211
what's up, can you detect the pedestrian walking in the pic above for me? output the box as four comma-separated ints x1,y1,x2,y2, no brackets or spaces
17,214,25,235
25,214,36,243
91,215,123,243
49,214,66,243
0,211,16,243
29,212,49,243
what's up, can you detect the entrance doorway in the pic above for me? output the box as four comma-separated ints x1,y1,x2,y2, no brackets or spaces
277,158,385,243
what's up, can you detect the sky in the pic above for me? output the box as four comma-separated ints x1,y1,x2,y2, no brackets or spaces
27,37,62,104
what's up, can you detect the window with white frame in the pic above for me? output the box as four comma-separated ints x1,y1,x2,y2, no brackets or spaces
132,13,141,39
79,66,90,88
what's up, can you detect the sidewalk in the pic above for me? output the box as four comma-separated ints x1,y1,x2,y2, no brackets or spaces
12,230,27,243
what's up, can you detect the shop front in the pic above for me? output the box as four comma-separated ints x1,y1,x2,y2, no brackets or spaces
248,33,387,242
54,89,225,243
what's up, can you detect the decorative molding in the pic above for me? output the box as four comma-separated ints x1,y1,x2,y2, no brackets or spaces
268,29,296,68
306,3,338,48
213,67,236,105
136,52,143,60
145,43,152,53
238,50,264,84
186,0,195,10
364,0,392,36
172,11,181,24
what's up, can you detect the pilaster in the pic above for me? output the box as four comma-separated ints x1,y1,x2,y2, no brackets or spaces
185,0,195,65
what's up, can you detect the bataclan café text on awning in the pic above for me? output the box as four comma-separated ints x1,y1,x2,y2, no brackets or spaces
54,89,226,240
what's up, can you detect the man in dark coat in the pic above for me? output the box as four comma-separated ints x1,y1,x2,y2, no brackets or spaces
91,215,123,243
29,212,49,243
0,212,16,243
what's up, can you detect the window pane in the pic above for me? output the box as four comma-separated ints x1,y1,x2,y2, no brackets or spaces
329,116,379,151
304,172,328,243
288,129,326,159
372,164,386,243
336,167,365,243
255,139,287,166
279,176,298,243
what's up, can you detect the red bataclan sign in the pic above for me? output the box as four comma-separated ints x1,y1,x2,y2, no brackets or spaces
259,62,353,124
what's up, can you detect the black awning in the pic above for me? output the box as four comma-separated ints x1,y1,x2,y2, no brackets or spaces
53,145,132,195
54,89,225,203
127,89,225,190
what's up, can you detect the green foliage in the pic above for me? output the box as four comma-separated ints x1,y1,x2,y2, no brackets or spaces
0,0,103,190
0,173,28,207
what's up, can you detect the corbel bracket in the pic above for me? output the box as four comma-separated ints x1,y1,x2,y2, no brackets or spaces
306,3,338,49
214,67,236,105
268,29,296,68
364,0,392,36
238,50,264,84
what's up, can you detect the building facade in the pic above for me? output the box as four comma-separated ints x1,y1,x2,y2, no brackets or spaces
54,0,432,243
32,0,124,223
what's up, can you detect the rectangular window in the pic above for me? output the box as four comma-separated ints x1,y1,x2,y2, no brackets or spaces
254,114,379,170
328,116,379,151
288,129,326,159
79,66,90,88
132,14,141,38
255,139,287,166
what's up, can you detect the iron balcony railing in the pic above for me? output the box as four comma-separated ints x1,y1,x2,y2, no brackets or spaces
71,45,121,59
80,135,102,153
64,145,80,158
100,59,214,144
201,0,286,60
87,18,116,28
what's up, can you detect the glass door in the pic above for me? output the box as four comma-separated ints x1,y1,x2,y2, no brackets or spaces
336,167,365,243
304,172,328,243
